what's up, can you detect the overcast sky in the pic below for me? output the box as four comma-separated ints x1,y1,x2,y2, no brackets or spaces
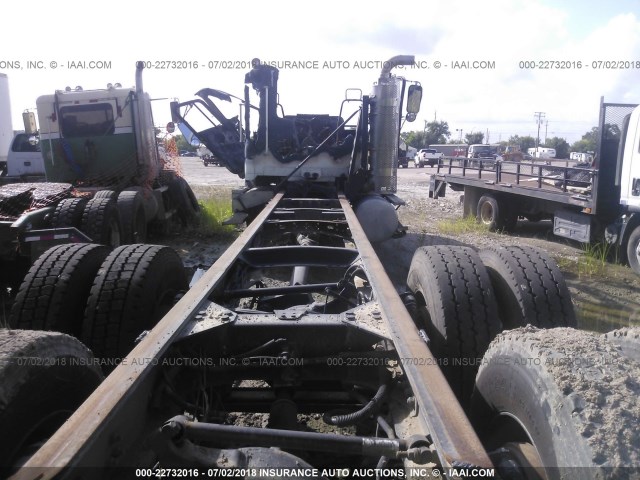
1,0,639,144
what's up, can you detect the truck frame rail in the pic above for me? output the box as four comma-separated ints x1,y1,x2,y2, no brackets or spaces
17,190,491,478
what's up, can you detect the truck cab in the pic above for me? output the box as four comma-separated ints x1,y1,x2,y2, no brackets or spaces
618,104,640,212
6,131,44,176
36,76,159,188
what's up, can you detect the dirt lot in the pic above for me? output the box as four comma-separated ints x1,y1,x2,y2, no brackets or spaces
179,157,640,334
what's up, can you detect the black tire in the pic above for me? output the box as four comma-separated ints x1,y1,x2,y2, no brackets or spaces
168,176,199,226
472,327,640,478
0,330,103,473
93,189,116,199
81,197,122,247
603,327,640,362
82,245,187,363
626,225,640,275
184,179,200,213
476,194,517,232
117,191,147,243
406,246,501,403
51,197,88,228
478,246,576,329
9,244,110,337
123,186,158,221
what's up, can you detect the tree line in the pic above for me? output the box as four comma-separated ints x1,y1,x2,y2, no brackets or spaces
401,120,599,159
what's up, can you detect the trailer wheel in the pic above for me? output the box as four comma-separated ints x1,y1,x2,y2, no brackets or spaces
168,177,200,226
82,244,187,364
9,244,110,337
478,246,576,329
51,197,88,228
603,327,640,362
93,189,116,199
471,327,640,477
81,197,122,247
476,194,516,232
626,225,640,275
406,246,501,404
117,191,147,243
0,330,103,473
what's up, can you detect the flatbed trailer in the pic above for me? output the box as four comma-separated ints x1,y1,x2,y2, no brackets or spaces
430,100,640,275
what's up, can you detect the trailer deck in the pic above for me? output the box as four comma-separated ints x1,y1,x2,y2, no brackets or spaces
431,157,596,209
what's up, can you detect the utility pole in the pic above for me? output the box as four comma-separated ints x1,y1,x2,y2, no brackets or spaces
423,120,428,148
545,120,548,144
534,112,546,153
486,128,490,144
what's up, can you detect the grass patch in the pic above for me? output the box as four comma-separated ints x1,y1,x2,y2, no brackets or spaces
195,196,237,238
437,216,490,235
555,256,578,275
576,242,613,278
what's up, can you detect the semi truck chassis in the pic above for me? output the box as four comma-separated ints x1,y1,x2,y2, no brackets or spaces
16,189,491,478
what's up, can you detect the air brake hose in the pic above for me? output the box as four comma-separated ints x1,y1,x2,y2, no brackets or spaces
323,370,393,426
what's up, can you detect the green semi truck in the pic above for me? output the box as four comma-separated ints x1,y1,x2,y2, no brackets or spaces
0,62,199,283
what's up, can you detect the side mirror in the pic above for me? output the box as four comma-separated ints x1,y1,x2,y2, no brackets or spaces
170,101,180,123
406,84,422,118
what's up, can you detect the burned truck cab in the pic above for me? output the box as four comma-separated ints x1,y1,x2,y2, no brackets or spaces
243,61,355,186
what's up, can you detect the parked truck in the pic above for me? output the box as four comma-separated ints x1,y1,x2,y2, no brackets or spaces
0,63,199,278
5,111,46,178
430,99,640,275
197,144,219,166
3,59,639,480
414,148,443,168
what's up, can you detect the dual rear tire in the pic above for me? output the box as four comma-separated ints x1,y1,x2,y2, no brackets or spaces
406,244,575,406
51,189,152,246
406,244,638,476
10,244,187,363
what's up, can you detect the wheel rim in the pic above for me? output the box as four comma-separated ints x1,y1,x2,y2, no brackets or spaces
635,239,640,264
489,442,547,480
480,202,494,225
11,409,71,470
485,413,548,480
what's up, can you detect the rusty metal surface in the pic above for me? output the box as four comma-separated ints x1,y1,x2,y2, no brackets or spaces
14,192,284,479
0,182,73,219
338,195,493,469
